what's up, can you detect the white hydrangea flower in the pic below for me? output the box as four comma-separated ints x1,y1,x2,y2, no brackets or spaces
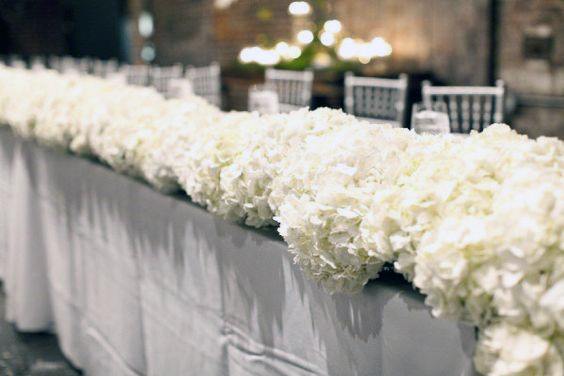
1,66,563,376
273,117,413,292
475,323,564,376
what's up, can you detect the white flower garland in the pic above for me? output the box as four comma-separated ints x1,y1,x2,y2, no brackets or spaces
0,65,562,375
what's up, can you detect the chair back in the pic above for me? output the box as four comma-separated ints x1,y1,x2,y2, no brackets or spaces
167,78,194,100
9,56,27,69
3,55,26,69
185,62,221,107
92,59,120,78
345,72,408,127
422,80,505,133
248,84,280,114
48,56,62,72
30,56,46,71
265,68,313,112
59,57,91,75
150,64,184,97
121,64,151,86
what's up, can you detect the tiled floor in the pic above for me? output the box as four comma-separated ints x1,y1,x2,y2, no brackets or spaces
0,283,80,375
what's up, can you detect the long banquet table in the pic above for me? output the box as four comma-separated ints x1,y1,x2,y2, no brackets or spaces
0,126,477,376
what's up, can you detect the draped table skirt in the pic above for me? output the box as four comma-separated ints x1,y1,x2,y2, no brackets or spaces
0,127,477,376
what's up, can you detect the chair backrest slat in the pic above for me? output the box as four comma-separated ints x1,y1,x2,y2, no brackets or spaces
461,95,471,132
264,68,313,112
471,95,482,131
484,94,493,125
422,80,505,132
449,95,460,132
344,72,408,127
493,80,504,123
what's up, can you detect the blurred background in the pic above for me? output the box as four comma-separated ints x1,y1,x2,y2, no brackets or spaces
0,0,562,138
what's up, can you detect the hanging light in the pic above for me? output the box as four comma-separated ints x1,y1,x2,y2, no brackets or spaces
239,47,255,63
357,43,373,64
275,42,290,56
320,31,336,46
323,19,342,34
337,38,357,60
297,29,314,45
138,11,154,38
275,42,302,60
238,46,281,66
287,45,302,59
256,49,280,66
288,1,311,16
141,43,156,62
370,37,392,57
337,36,392,62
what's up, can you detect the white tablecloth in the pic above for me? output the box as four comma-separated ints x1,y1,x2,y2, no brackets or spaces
0,127,13,281
0,127,477,376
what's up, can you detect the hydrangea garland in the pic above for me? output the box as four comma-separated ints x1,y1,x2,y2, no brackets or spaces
0,65,562,375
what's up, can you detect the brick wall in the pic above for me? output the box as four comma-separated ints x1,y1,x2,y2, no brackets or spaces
498,0,564,96
148,0,294,66
148,0,491,84
151,0,217,66
333,0,491,85
213,0,293,65
498,0,564,138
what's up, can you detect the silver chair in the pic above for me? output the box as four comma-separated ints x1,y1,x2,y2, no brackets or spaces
345,72,408,127
248,84,280,114
48,56,62,72
7,55,26,69
92,59,120,78
422,80,505,133
30,56,46,71
265,68,313,112
59,57,91,75
185,62,221,107
166,78,194,100
150,64,184,97
121,64,151,86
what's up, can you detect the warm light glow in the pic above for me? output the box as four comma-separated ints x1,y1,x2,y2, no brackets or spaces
288,1,311,16
138,11,154,38
275,42,289,55
313,52,331,68
214,0,237,9
358,55,371,64
297,29,314,45
239,46,281,66
370,37,393,57
239,47,254,63
337,38,357,59
274,42,302,60
323,19,342,34
288,45,302,59
320,31,335,46
357,43,374,64
337,36,392,63
140,44,156,62
257,49,281,65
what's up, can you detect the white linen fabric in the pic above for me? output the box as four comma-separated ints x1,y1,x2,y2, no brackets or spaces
0,127,13,280
0,129,476,375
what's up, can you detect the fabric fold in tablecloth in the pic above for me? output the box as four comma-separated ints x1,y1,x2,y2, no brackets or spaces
0,128,477,376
